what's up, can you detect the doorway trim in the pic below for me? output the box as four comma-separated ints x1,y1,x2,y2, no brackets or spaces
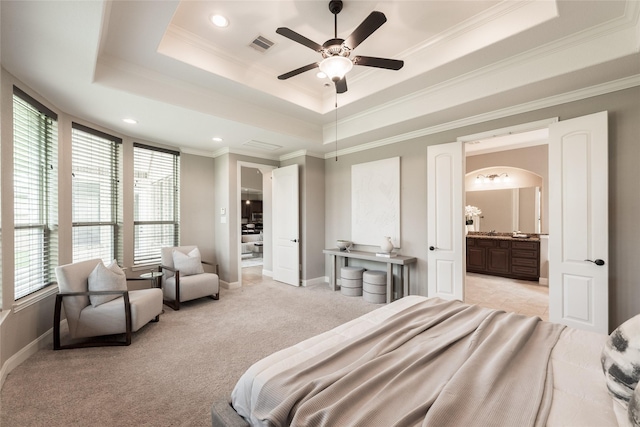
458,118,557,147
237,161,276,287
456,117,558,303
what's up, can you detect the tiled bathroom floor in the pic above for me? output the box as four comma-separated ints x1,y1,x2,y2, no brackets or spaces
464,272,549,320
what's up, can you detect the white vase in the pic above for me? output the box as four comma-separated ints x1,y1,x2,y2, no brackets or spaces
380,236,394,253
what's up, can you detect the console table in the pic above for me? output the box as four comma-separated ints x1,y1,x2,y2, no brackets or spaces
323,249,417,303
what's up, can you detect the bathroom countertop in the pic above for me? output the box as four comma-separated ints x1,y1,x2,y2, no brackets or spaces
467,233,541,242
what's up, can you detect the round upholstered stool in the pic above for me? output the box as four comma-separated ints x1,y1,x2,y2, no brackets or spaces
340,266,364,297
363,270,386,303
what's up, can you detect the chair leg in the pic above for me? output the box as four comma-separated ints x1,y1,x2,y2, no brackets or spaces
212,293,219,300
53,295,63,350
164,299,180,310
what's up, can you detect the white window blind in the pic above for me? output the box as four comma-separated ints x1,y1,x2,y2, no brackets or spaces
133,143,180,265
72,123,122,264
13,87,58,300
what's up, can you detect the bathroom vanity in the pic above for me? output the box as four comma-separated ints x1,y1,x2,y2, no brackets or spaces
466,234,540,281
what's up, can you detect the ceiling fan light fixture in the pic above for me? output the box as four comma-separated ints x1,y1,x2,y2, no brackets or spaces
319,56,353,82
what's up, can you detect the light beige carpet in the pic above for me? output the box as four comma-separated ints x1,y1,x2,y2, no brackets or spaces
1,276,379,426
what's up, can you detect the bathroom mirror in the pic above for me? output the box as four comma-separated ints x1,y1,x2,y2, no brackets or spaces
466,187,541,234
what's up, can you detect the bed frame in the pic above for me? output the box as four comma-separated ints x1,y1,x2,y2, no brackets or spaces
211,400,248,427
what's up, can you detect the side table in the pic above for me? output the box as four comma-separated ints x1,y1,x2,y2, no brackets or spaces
140,271,164,289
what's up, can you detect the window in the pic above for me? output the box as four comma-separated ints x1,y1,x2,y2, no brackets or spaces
13,87,58,300
133,143,180,265
72,123,122,263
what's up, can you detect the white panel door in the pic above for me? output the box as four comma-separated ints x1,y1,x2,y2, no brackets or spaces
427,142,465,301
272,164,300,287
549,111,608,334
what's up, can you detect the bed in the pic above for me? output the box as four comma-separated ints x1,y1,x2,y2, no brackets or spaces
212,296,638,427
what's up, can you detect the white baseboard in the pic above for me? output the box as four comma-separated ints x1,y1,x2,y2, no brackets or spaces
539,278,549,286
301,276,327,287
261,269,273,277
221,280,241,290
0,323,56,390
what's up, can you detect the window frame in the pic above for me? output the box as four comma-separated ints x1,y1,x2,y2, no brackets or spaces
71,122,122,264
132,143,180,265
12,86,59,301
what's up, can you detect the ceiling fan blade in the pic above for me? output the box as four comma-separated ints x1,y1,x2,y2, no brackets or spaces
276,27,323,52
344,11,386,50
353,56,404,70
335,76,347,94
278,63,319,80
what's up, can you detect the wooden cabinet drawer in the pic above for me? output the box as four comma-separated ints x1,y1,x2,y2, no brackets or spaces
512,265,538,277
512,249,537,259
512,241,538,250
512,257,538,267
477,239,497,248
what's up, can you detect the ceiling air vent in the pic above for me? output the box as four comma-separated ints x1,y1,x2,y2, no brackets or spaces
249,35,274,53
243,140,281,151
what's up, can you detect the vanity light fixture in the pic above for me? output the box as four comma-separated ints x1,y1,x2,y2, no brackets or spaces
475,173,510,184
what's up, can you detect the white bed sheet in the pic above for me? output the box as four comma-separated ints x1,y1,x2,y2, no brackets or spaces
231,296,619,427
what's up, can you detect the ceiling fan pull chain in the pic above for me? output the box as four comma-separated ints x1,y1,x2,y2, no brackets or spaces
335,93,339,161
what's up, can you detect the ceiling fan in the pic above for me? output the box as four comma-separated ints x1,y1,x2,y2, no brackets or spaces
276,0,404,93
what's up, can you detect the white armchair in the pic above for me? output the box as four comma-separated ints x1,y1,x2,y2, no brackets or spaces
54,258,163,350
160,246,220,310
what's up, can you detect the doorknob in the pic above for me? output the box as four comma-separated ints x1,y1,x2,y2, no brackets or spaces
291,239,298,243
585,259,605,266
429,246,437,251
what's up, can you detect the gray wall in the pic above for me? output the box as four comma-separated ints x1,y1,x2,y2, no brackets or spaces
240,167,263,194
181,154,216,263
325,86,640,330
213,154,232,285
325,144,429,294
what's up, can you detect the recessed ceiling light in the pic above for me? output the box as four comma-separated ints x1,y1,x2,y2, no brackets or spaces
123,118,137,124
212,137,223,142
316,71,327,79
210,14,229,28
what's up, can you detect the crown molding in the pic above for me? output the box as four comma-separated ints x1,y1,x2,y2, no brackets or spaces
180,147,217,158
327,5,640,143
324,74,640,159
